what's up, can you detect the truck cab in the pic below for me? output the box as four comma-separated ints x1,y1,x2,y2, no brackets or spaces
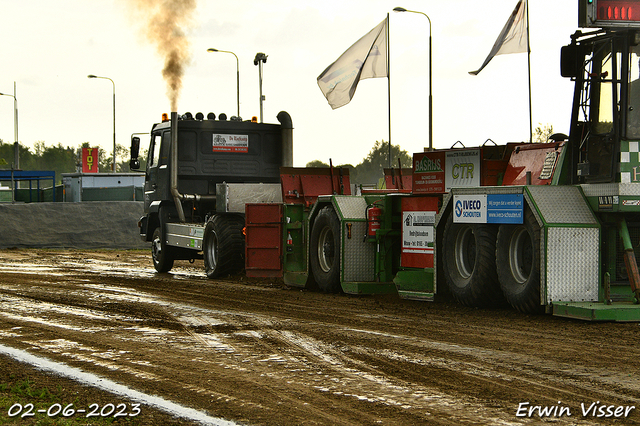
131,111,292,276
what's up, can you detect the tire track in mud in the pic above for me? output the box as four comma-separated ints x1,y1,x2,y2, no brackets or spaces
1,250,640,425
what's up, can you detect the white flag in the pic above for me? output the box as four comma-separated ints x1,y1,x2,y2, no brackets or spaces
469,0,528,75
317,18,388,109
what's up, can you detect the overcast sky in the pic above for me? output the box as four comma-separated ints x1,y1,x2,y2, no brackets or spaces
0,0,577,168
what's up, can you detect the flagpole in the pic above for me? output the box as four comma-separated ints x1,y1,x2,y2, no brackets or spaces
387,13,392,168
526,0,532,143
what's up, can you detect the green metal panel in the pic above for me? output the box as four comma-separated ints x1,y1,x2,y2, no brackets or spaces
619,140,640,184
553,301,640,322
282,203,309,288
325,195,400,295
394,268,434,301
82,186,141,201
341,281,396,295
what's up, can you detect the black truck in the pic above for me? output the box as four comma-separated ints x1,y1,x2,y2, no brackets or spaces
130,110,293,277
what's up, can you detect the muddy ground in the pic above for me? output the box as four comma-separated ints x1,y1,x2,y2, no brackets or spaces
0,249,639,425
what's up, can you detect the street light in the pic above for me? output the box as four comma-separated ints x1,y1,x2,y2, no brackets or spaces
393,7,433,151
88,74,116,172
254,52,268,123
0,82,19,168
207,48,240,118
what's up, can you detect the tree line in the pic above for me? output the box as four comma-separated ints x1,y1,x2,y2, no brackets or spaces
0,140,144,185
307,140,412,185
0,124,554,188
307,124,557,185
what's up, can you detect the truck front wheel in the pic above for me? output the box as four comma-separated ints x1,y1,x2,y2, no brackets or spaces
496,208,542,313
442,215,503,307
310,206,341,293
152,227,174,273
203,214,245,278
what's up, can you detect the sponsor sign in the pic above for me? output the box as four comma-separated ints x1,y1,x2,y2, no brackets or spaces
402,211,435,253
446,149,481,190
212,134,248,153
487,194,523,224
454,194,487,223
401,197,438,268
412,152,445,193
453,193,523,224
82,147,99,173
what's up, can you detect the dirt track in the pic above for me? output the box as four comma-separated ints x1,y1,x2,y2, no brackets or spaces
1,249,639,425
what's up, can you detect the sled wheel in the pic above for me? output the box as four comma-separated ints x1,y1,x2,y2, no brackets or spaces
203,214,245,278
442,214,504,307
496,208,543,313
310,206,341,293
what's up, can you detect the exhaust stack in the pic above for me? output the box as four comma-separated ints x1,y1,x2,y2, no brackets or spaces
277,111,293,167
170,112,187,223
169,111,217,223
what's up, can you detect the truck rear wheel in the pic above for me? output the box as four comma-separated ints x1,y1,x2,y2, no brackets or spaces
310,206,341,293
496,208,542,313
152,227,174,273
442,214,503,307
203,214,245,278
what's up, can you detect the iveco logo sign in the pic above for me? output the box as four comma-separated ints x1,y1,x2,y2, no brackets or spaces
463,200,482,210
453,194,487,223
455,199,481,217
455,200,463,217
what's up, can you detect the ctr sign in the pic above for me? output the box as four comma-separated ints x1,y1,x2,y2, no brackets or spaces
413,148,481,194
82,147,99,173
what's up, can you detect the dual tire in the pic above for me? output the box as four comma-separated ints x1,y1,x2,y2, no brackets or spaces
442,207,541,313
495,208,542,313
203,214,245,278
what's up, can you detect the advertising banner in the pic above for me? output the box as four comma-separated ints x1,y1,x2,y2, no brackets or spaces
82,147,99,173
212,134,249,153
401,196,439,268
445,149,481,190
453,193,523,224
412,152,445,194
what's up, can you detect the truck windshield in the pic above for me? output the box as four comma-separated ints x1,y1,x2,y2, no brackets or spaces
627,46,640,139
593,49,614,135
148,135,161,168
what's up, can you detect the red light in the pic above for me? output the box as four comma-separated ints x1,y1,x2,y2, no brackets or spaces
586,0,640,27
598,1,640,21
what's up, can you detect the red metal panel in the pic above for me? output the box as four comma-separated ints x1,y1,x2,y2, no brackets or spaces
245,203,283,277
383,168,413,192
280,167,351,207
502,142,564,186
481,160,509,186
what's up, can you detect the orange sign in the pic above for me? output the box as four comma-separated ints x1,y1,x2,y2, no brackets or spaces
82,147,99,173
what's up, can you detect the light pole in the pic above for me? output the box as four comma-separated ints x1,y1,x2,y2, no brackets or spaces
0,82,19,168
207,48,240,118
88,74,116,172
394,7,433,151
254,53,268,123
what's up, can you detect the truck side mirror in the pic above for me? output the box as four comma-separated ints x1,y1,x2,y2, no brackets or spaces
130,136,141,170
560,44,581,78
